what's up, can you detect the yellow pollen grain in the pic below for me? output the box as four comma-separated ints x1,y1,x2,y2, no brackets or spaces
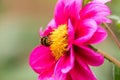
50,24,68,60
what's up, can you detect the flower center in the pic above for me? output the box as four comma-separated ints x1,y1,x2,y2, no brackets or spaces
50,24,68,60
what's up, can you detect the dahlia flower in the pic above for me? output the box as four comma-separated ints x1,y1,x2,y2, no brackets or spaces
29,0,111,80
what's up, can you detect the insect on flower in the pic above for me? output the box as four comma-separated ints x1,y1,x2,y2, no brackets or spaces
40,35,52,46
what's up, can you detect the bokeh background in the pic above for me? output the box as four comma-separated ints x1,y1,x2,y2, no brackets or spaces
0,0,120,80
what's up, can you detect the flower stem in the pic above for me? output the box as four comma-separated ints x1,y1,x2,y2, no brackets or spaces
89,45,120,68
97,49,120,68
103,22,120,49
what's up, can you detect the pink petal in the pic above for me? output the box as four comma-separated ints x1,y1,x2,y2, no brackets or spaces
41,19,57,36
93,16,112,24
68,19,74,47
29,45,56,75
64,0,82,24
38,75,54,80
74,45,104,66
74,19,97,45
39,27,44,37
65,73,73,80
92,0,111,4
54,0,82,25
54,47,74,79
68,56,97,80
80,2,111,24
87,26,108,44
54,0,67,25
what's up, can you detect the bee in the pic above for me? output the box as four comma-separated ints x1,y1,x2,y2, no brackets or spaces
40,36,51,46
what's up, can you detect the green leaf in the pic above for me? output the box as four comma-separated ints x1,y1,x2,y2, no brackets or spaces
108,15,120,29
83,0,91,6
114,65,120,80
116,22,120,29
108,15,120,21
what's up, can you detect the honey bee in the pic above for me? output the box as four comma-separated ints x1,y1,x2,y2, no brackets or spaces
40,36,51,46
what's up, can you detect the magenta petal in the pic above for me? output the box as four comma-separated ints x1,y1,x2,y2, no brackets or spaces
38,75,54,80
65,73,73,80
64,0,82,22
80,2,111,24
87,26,107,44
68,20,74,47
92,0,111,4
93,16,112,24
54,47,74,79
54,0,67,25
54,0,82,25
29,45,56,75
39,27,44,37
42,19,57,36
74,19,97,45
69,56,96,80
75,45,104,66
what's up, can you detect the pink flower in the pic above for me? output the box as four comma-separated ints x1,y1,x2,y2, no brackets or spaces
29,0,111,80
93,0,111,4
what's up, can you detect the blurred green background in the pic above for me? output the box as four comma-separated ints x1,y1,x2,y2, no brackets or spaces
0,0,120,80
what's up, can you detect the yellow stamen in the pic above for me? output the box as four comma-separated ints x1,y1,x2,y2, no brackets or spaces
50,24,68,60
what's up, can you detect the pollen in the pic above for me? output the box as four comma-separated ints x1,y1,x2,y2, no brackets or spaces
50,24,68,60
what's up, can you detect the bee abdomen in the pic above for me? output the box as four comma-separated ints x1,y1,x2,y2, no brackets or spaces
41,36,51,46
